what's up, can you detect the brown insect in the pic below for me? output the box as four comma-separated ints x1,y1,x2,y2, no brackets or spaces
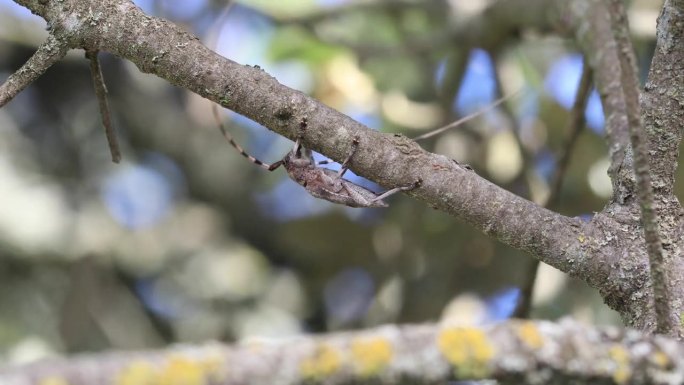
213,107,419,207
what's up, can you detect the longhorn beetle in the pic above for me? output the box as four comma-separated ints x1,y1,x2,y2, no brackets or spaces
212,106,420,208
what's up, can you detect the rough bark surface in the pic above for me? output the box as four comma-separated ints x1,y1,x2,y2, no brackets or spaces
0,320,682,385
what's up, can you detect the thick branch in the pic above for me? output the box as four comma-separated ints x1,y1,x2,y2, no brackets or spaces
6,0,585,274
1,319,682,385
641,0,684,196
640,0,684,341
0,34,69,107
637,4,684,325
607,0,676,337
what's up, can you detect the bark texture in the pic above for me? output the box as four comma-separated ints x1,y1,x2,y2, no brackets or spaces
0,319,682,385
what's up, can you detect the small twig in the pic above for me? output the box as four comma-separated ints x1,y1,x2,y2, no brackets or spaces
435,48,470,122
607,0,674,335
86,50,121,163
0,34,69,108
413,91,522,141
547,67,592,207
513,59,593,319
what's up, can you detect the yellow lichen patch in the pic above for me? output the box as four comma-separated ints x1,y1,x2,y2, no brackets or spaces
198,353,226,381
609,345,630,365
38,376,70,385
437,327,495,378
117,361,158,385
609,345,632,385
515,322,544,349
300,344,342,380
651,351,670,369
157,355,207,385
350,337,393,376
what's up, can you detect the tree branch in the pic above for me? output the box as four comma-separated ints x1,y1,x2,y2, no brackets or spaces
514,59,593,319
2,0,586,275
637,0,684,340
547,61,593,210
640,0,684,338
0,34,69,107
640,0,684,196
607,0,676,336
1,319,681,385
557,0,634,204
7,0,683,333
